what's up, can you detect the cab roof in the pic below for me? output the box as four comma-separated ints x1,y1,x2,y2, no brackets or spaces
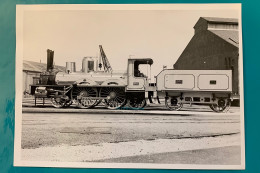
128,58,153,65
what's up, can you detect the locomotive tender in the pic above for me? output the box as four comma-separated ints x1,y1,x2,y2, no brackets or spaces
31,46,233,112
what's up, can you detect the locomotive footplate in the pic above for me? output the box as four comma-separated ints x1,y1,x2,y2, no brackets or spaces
76,96,111,100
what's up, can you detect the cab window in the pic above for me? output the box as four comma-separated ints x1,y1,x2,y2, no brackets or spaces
134,62,147,78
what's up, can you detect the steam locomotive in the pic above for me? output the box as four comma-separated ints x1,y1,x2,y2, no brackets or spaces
31,46,234,112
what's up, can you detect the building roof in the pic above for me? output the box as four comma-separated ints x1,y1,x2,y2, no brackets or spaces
201,17,238,24
23,60,65,73
194,17,238,31
193,17,239,48
209,30,239,48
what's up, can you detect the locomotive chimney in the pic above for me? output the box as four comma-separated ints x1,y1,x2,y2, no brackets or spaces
47,49,54,71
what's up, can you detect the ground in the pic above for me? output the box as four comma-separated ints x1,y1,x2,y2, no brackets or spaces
20,99,242,165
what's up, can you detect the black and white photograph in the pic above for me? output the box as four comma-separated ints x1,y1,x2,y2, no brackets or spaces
14,4,244,169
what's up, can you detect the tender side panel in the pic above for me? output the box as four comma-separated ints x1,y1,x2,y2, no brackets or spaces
156,70,232,92
198,74,229,90
164,74,195,89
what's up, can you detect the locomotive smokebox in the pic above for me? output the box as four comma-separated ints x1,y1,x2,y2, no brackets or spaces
47,49,54,71
66,62,76,73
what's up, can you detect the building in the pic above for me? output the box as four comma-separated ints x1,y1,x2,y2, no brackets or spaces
23,60,65,95
174,17,239,96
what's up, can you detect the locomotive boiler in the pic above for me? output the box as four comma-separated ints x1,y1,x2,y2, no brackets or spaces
31,46,233,112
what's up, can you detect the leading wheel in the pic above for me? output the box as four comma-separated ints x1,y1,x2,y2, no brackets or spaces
165,97,183,111
75,88,98,109
100,87,126,109
210,98,231,113
51,97,66,108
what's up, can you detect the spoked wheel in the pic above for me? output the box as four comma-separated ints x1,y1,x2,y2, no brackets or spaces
127,98,146,109
74,87,98,109
165,97,183,111
100,87,126,109
93,99,102,107
64,100,73,108
51,97,66,108
210,98,231,113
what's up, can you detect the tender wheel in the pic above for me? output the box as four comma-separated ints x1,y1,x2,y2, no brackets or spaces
75,88,98,109
210,98,231,113
100,87,126,109
165,97,183,111
51,97,66,108
127,98,146,109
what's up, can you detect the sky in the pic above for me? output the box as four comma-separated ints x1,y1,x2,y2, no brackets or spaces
22,6,239,80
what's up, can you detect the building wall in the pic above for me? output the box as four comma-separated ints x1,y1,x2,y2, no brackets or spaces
23,71,27,94
23,71,41,95
208,23,238,30
174,30,239,94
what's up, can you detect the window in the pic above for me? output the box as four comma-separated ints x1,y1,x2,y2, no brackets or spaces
175,80,183,84
210,80,217,85
134,62,146,77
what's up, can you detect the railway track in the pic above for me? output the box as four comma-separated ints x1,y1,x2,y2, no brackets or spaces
22,97,240,113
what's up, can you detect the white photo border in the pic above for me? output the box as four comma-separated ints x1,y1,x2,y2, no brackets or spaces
14,3,245,169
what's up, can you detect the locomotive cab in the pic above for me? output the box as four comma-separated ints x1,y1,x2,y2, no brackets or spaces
126,58,153,91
